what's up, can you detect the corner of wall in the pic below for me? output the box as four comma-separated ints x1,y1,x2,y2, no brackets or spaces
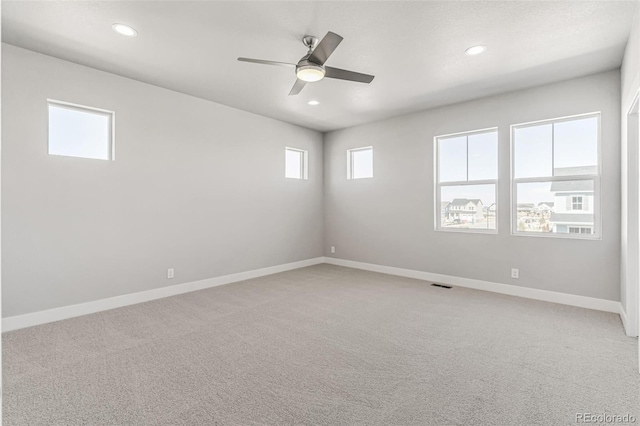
620,2,640,338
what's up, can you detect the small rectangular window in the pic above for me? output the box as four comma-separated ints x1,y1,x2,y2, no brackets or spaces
435,128,498,232
285,147,308,180
571,196,583,211
511,113,600,238
347,147,373,179
48,100,114,160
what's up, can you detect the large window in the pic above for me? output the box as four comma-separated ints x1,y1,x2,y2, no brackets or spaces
511,113,600,238
435,128,498,232
347,147,373,179
48,100,114,160
285,147,308,180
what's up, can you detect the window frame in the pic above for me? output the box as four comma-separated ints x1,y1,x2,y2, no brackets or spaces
284,147,309,180
47,99,115,161
347,146,373,180
434,127,499,234
510,112,601,240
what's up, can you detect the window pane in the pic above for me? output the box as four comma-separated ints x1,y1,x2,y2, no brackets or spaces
285,149,302,179
514,124,552,178
48,104,111,160
516,180,595,235
438,136,467,182
440,184,496,230
352,148,373,179
468,131,498,181
553,116,598,175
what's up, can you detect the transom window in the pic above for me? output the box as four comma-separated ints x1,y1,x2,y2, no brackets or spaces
48,100,114,160
285,147,308,180
347,147,373,179
435,128,498,232
511,113,600,238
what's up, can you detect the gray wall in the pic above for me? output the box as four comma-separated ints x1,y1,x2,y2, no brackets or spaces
2,44,324,317
324,70,621,301
1,42,626,318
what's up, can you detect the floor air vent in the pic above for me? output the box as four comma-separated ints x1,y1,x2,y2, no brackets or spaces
431,283,452,289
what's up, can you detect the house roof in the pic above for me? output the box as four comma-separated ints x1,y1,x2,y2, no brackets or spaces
550,213,594,224
449,198,481,207
553,166,598,176
538,202,554,207
550,180,594,192
517,203,535,209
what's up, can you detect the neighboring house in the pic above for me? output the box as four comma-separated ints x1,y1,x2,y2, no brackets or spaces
517,203,536,214
444,199,484,223
537,202,554,214
550,166,596,234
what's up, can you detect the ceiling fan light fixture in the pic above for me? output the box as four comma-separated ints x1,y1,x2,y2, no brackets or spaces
296,65,325,82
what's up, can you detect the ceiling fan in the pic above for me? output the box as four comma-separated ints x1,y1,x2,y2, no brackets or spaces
238,31,375,96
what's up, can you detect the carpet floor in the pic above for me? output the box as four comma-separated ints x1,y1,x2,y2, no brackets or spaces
3,264,639,425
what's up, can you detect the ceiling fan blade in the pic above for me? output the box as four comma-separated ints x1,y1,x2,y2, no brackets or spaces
289,79,307,96
237,57,296,68
324,66,375,84
308,31,343,65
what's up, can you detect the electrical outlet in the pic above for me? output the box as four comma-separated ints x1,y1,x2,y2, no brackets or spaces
331,246,336,254
511,268,519,279
167,268,175,279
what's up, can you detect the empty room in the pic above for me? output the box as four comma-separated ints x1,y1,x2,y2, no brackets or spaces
2,1,640,425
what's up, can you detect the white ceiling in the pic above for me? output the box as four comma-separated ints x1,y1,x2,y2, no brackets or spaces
2,1,639,132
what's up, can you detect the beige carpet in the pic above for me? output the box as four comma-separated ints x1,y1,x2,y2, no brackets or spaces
3,264,639,425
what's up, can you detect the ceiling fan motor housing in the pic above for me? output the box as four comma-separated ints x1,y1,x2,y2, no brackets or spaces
302,36,319,51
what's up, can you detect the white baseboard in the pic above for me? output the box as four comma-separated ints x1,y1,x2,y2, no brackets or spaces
3,256,625,333
619,306,639,337
620,306,629,332
323,257,622,314
2,257,325,332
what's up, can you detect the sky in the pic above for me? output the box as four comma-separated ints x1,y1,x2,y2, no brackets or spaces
352,148,373,179
439,117,597,205
285,149,303,178
439,130,498,206
48,104,111,160
439,131,497,182
514,116,598,178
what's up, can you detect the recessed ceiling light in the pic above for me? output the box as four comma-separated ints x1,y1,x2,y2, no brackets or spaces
308,100,320,106
465,45,486,56
112,23,137,37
